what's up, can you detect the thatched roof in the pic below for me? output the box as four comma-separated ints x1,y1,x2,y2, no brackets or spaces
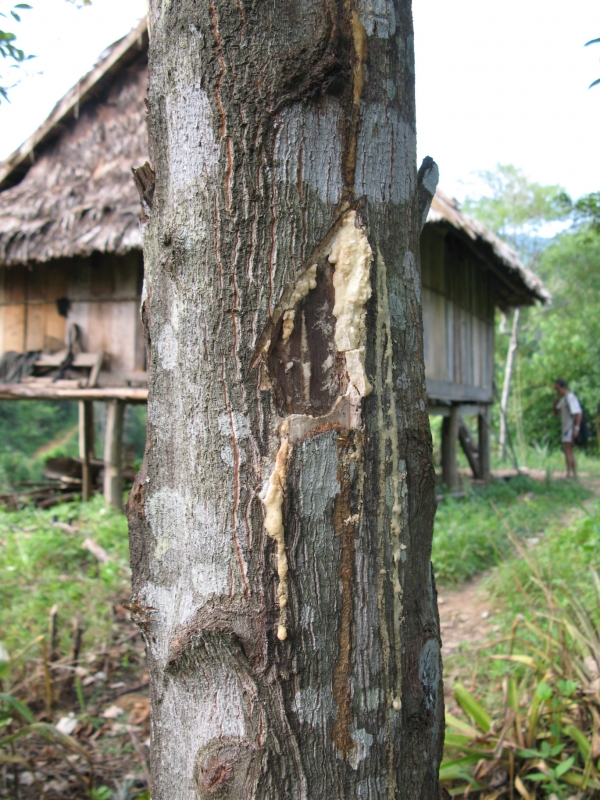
0,18,547,309
0,20,147,266
428,190,550,307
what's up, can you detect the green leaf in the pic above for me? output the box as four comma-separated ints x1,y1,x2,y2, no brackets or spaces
564,724,591,758
10,11,20,21
535,682,553,701
549,743,566,757
445,712,480,739
444,732,472,747
589,78,600,89
439,755,482,783
555,756,575,778
90,788,112,800
562,771,600,789
585,37,600,46
0,693,35,724
453,682,492,733
518,747,543,759
507,676,519,713
527,772,550,782
558,679,578,697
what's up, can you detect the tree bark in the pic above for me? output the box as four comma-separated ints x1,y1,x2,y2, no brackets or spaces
128,1,443,797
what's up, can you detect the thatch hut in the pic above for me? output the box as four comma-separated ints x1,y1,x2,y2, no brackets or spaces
0,21,148,507
0,18,547,498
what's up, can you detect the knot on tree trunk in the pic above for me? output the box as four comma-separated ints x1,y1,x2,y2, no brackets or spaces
193,737,260,799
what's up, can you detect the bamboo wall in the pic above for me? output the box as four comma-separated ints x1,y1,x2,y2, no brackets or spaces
0,251,144,376
420,226,495,403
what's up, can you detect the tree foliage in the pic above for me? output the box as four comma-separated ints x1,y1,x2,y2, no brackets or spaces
462,164,570,262
463,165,600,451
518,223,600,445
0,0,91,102
0,2,32,101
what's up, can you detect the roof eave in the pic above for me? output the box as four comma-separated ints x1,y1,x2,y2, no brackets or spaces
425,218,551,308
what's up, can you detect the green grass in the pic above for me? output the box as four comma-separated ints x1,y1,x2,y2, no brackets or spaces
489,499,600,619
432,474,590,585
0,496,130,676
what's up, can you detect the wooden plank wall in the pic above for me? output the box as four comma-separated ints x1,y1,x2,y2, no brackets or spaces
0,251,144,375
421,226,495,402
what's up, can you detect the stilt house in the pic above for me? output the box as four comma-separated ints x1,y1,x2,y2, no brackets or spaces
0,19,547,502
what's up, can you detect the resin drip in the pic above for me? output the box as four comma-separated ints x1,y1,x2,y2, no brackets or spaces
261,420,291,641
328,211,373,397
281,264,318,343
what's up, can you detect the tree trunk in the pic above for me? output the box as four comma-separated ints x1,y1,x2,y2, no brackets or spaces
128,2,443,797
499,308,520,460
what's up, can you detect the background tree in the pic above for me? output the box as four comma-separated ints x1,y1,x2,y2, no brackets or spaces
128,0,444,797
462,163,568,260
518,220,600,447
0,0,91,101
0,1,32,100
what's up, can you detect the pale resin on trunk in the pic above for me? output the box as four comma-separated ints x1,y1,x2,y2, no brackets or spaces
260,419,291,641
260,210,374,643
329,210,373,397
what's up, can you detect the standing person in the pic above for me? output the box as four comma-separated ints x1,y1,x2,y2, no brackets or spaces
553,379,583,478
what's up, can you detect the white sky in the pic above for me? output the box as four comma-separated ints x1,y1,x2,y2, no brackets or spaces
413,1,600,202
0,0,598,203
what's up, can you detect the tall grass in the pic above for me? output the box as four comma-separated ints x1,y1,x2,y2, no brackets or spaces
442,498,600,798
0,496,130,679
433,476,589,585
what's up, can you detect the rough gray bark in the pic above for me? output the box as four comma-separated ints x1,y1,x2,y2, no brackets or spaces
128,1,443,797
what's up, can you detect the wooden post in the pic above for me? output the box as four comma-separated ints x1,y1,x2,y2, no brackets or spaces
104,400,125,510
441,404,459,490
458,415,480,479
478,405,491,484
78,400,94,501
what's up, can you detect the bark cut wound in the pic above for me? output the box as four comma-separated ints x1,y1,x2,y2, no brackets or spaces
259,210,372,644
267,256,347,416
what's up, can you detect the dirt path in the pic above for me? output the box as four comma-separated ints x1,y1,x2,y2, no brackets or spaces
438,472,600,668
438,573,499,661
